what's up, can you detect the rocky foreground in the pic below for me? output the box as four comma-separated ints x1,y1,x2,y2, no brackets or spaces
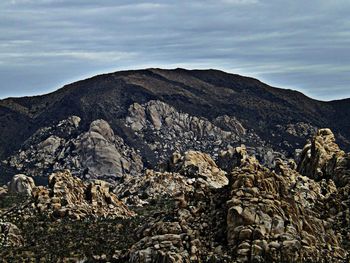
1,123,350,262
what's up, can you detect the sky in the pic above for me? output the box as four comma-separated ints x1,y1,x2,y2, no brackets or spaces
0,0,349,101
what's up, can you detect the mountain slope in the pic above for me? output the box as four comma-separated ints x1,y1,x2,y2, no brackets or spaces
0,68,348,162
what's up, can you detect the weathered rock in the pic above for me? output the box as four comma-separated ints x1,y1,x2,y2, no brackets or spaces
6,117,143,180
0,185,7,195
115,169,194,206
168,150,228,189
125,100,271,167
277,122,318,137
78,120,126,178
8,174,35,196
298,128,350,186
32,170,134,219
218,145,249,173
226,146,348,262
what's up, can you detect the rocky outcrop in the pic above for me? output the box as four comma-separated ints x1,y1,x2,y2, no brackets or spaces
115,169,194,206
124,142,350,262
2,138,350,261
126,100,241,164
218,145,249,173
32,170,134,219
125,173,229,262
77,119,143,179
126,100,284,168
4,100,292,181
298,128,350,186
213,115,246,136
0,185,7,195
226,153,347,262
167,150,228,189
6,117,143,181
116,150,229,205
277,122,318,138
8,174,35,196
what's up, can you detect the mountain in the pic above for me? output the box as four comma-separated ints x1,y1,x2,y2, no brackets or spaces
0,68,350,175
1,68,350,262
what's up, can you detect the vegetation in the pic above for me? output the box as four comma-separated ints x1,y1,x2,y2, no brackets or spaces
0,193,176,262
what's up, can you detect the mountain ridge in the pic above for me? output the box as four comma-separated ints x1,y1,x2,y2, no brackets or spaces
0,68,349,162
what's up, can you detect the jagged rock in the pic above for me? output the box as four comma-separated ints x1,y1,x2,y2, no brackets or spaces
2,142,350,262
6,117,143,180
168,150,228,189
8,174,35,196
126,100,256,165
32,170,134,219
213,115,246,136
226,147,348,262
36,135,63,154
126,102,147,131
298,128,350,186
113,142,350,262
124,174,230,262
115,149,229,205
5,101,288,181
0,222,24,248
115,169,194,206
218,145,249,173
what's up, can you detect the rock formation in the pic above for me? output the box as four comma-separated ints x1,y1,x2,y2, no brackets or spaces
5,100,288,183
226,152,346,262
32,170,134,219
77,119,142,179
6,117,143,181
2,128,350,261
298,128,350,186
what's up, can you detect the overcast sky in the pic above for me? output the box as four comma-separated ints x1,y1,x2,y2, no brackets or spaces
0,0,349,101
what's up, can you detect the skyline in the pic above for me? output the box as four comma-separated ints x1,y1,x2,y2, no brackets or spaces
1,0,349,101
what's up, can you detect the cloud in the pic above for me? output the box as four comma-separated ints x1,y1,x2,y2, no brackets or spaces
0,51,137,65
221,0,259,4
0,0,349,100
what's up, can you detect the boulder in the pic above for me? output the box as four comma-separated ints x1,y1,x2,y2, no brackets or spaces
8,174,35,196
77,119,142,178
